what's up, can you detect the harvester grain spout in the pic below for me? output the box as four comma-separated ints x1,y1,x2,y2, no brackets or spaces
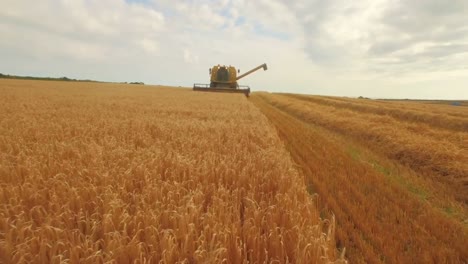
193,63,268,97
236,63,268,80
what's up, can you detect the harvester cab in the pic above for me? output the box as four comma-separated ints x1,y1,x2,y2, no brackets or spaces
193,63,267,97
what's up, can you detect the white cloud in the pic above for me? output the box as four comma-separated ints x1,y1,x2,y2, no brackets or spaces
0,0,467,99
0,0,165,61
139,38,159,55
183,49,199,64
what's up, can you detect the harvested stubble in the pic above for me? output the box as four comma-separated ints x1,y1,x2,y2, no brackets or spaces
284,94,468,132
0,79,344,263
252,93,468,263
262,93,468,203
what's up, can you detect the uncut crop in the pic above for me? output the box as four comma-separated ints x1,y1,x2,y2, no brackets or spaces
0,80,344,263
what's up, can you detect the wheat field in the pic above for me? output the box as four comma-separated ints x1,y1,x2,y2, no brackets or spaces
0,79,344,263
2,78,466,263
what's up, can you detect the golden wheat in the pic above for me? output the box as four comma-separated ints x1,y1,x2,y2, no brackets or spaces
0,79,344,263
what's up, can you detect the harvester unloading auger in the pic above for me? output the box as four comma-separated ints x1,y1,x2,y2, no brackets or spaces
193,63,267,97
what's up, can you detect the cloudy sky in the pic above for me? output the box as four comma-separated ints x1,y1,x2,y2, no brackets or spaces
1,0,467,99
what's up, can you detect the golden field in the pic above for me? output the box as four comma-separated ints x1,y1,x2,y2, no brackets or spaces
252,93,467,263
0,80,343,263
1,78,467,264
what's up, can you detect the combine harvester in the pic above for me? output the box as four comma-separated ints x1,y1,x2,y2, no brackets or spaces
193,63,267,97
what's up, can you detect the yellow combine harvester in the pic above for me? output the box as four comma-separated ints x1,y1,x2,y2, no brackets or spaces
193,63,267,97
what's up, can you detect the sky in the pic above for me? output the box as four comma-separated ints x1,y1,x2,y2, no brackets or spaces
1,0,467,99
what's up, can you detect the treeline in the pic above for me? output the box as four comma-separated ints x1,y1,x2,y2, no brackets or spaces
123,82,145,85
0,73,144,85
0,73,97,82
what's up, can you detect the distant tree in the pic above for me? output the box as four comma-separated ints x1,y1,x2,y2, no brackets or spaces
0,73,101,82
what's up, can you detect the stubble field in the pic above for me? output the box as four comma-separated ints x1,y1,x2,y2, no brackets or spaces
252,92,467,263
0,79,342,263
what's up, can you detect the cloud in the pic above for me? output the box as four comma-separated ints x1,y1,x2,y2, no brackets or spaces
367,0,468,73
0,0,165,61
0,0,467,99
139,38,159,55
183,49,199,64
262,0,468,76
